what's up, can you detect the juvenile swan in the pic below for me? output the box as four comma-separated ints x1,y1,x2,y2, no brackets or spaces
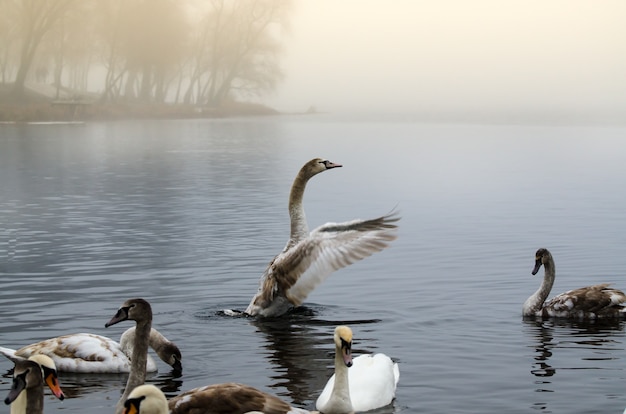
245,158,399,317
4,354,65,414
523,248,626,319
105,298,155,414
316,326,399,413
0,327,181,373
108,298,309,414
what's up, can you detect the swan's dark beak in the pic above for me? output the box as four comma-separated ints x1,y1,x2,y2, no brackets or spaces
105,306,129,327
172,356,183,374
4,371,27,405
341,341,353,368
532,258,542,275
322,160,342,169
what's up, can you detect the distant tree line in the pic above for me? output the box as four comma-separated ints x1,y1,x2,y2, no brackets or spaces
0,0,292,105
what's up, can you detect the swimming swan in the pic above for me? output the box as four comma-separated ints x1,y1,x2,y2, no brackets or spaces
316,326,399,413
245,158,400,317
107,298,310,414
124,383,311,414
123,384,168,414
3,354,65,414
523,248,626,319
0,327,181,373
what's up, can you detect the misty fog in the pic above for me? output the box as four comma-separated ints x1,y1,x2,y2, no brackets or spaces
1,0,625,122
266,0,626,121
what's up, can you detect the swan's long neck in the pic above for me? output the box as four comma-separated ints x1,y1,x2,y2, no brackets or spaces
115,320,151,414
287,169,312,247
10,383,43,414
524,259,555,316
326,345,353,414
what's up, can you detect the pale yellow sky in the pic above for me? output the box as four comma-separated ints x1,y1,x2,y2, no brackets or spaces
265,0,626,116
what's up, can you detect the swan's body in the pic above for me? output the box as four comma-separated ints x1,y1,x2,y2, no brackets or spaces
0,327,181,373
523,248,626,319
4,354,65,414
245,158,400,317
167,383,310,414
316,326,399,413
124,383,310,414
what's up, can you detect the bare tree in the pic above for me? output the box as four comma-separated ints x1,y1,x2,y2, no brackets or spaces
185,0,291,106
0,1,20,84
9,0,76,99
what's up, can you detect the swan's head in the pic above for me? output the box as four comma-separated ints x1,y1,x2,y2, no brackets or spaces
105,298,153,328
27,354,65,400
158,343,182,374
123,384,168,414
334,325,353,367
5,359,41,405
532,248,553,275
304,158,342,178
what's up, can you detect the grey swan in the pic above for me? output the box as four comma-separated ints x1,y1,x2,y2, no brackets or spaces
0,327,181,373
523,248,626,319
3,354,65,414
244,158,400,317
316,326,399,413
106,298,310,414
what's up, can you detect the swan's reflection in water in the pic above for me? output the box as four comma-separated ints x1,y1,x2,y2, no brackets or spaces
249,304,382,408
523,317,625,412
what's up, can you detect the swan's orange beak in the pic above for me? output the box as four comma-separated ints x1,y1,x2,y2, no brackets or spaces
43,367,65,400
123,397,144,414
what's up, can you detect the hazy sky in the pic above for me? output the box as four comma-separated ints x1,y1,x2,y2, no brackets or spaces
265,0,626,116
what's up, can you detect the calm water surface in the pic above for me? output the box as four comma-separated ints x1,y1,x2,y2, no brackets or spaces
1,115,626,413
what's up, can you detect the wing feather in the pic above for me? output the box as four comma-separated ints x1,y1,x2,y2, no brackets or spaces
280,213,399,305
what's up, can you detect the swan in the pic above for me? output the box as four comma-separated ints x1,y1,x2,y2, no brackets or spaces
245,158,400,317
123,383,311,414
106,298,310,414
0,327,182,373
316,326,399,413
123,384,168,414
523,248,626,319
4,354,65,414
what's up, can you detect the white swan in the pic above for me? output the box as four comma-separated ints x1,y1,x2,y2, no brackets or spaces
123,384,168,414
107,298,310,414
0,327,181,373
316,326,399,413
523,248,626,319
245,158,400,317
4,354,65,414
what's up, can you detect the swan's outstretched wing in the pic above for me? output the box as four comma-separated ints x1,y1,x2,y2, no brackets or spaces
168,382,310,414
282,212,399,305
544,284,626,317
245,212,399,316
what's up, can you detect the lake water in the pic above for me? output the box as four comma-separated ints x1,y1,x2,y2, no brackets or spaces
1,115,626,414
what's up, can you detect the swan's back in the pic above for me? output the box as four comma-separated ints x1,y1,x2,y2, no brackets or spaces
168,382,310,414
12,333,158,373
543,284,626,319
